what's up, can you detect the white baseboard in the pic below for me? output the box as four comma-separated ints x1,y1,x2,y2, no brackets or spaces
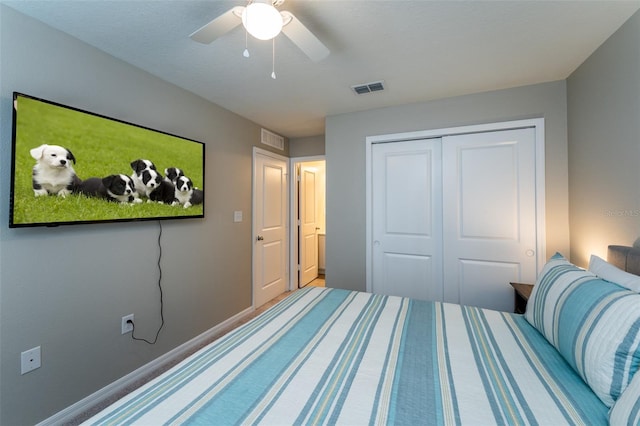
37,305,255,426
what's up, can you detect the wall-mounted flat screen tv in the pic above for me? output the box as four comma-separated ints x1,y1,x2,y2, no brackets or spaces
10,92,205,228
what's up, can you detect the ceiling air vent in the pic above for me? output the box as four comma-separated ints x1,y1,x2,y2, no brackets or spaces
351,80,385,95
261,128,285,151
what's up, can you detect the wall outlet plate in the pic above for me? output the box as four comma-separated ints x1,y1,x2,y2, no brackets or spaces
121,314,134,334
21,346,41,375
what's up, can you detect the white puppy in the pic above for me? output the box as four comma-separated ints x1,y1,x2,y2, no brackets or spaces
30,144,81,197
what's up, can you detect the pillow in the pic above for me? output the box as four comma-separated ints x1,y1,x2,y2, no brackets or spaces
525,253,640,407
588,254,640,292
609,368,640,425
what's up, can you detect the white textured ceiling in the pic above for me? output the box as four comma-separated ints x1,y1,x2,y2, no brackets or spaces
4,0,640,138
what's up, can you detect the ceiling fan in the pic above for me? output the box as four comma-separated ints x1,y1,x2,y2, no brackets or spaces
189,0,330,62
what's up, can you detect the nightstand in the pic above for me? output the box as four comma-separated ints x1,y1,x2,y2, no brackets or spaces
510,282,534,314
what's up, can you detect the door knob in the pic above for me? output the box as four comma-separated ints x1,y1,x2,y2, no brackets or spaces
526,249,535,257
256,235,264,241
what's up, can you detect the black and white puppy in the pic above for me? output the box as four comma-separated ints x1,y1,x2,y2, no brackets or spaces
164,167,184,184
130,159,161,198
173,175,204,208
135,168,162,198
30,144,81,197
78,174,142,204
148,179,176,205
173,175,194,208
131,159,156,173
190,188,204,206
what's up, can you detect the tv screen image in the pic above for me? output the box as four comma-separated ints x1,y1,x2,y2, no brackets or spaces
10,92,205,228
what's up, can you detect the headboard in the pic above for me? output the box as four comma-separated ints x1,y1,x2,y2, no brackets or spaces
607,245,640,276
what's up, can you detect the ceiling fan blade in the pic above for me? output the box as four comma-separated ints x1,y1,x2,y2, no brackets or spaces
190,6,244,44
280,11,329,62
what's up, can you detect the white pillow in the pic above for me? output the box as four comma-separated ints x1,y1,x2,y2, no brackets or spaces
588,254,640,292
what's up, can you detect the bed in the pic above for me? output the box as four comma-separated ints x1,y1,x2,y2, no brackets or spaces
84,246,640,425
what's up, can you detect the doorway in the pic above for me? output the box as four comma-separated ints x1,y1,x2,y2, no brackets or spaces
252,148,289,308
290,156,326,289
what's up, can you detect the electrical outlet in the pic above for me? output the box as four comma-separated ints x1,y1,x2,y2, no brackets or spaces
21,346,41,375
121,314,134,334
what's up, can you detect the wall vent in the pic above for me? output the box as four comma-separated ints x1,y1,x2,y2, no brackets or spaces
351,80,385,95
261,128,284,151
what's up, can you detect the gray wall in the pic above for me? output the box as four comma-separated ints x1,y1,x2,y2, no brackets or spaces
0,6,285,424
567,10,640,267
325,81,569,292
289,134,325,157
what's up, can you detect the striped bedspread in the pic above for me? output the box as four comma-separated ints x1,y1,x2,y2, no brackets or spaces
85,287,607,425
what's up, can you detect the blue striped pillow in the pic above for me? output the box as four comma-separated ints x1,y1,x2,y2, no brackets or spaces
610,370,640,425
525,253,640,407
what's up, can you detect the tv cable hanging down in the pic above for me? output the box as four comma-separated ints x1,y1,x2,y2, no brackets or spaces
128,221,165,345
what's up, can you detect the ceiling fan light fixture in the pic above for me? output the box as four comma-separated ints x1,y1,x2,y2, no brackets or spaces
242,1,283,41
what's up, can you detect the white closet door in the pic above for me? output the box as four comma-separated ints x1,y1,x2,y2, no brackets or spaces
371,139,443,300
442,128,537,311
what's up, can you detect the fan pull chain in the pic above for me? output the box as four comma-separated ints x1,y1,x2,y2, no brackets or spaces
243,28,250,57
271,38,276,79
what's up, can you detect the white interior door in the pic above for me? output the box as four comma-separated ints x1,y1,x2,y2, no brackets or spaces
371,139,443,300
442,128,537,311
299,163,319,286
253,149,288,308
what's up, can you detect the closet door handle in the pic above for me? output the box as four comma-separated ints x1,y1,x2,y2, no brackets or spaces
256,235,264,241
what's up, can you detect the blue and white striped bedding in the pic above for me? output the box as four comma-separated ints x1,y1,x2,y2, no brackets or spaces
85,287,607,425
525,253,640,409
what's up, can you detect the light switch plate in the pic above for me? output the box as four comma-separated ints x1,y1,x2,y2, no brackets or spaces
233,211,243,222
21,346,41,375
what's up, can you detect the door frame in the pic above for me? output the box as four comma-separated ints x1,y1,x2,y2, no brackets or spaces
289,155,326,291
252,147,290,306
365,118,546,293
